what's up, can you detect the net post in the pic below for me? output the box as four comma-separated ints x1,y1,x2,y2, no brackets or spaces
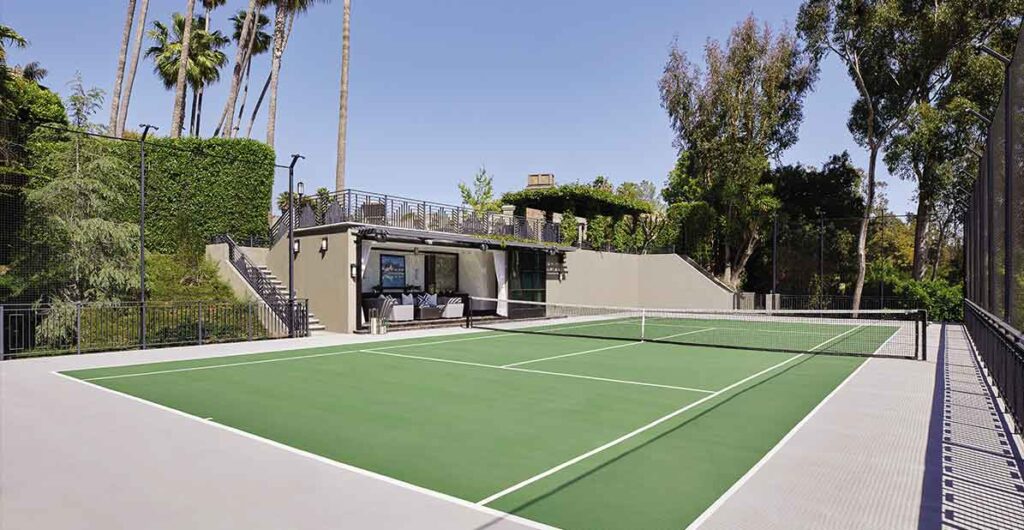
466,297,473,329
641,309,646,342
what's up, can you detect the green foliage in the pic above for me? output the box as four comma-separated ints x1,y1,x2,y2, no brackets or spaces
0,74,66,124
65,72,104,130
459,166,501,215
587,215,613,250
134,136,275,253
146,253,237,302
660,15,811,286
559,210,577,246
146,13,230,90
502,183,652,219
16,128,139,304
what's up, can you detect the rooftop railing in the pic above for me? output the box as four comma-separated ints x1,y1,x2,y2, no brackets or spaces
270,189,561,246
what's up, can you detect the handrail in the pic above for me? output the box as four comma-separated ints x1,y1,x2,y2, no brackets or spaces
217,234,301,333
268,189,561,246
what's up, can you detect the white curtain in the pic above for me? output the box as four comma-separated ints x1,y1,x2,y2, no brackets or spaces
359,242,373,284
492,250,508,316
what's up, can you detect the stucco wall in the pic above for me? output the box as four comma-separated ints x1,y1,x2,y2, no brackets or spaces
267,232,356,333
547,250,733,309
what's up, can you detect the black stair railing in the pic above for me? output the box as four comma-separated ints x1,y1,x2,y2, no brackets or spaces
216,234,304,335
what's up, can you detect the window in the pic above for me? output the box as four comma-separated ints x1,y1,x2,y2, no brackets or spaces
425,253,458,293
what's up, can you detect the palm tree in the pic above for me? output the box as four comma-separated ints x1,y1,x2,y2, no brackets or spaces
109,0,137,134
215,0,258,138
169,0,197,138
194,0,226,135
15,61,48,82
115,0,151,136
229,9,271,137
0,24,27,65
335,0,351,191
146,14,228,136
264,0,329,148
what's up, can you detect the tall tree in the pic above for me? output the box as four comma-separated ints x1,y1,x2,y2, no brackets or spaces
265,0,328,148
877,1,1022,280
146,14,229,136
169,0,197,138
115,0,151,136
798,0,908,311
228,8,271,137
660,16,816,287
0,24,27,65
193,0,227,135
335,0,351,190
215,0,257,138
108,0,137,133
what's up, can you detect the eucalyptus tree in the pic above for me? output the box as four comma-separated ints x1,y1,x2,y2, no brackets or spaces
798,0,908,310
169,0,197,138
335,0,351,190
146,14,229,136
660,16,817,288
109,0,137,133
115,0,151,136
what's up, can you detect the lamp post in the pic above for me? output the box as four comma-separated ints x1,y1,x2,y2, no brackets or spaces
287,154,304,337
138,123,157,348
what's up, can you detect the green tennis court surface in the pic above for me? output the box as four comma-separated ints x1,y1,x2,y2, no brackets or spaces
63,316,900,528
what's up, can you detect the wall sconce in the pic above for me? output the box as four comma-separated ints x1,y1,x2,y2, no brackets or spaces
320,237,328,252
292,239,300,254
350,263,358,279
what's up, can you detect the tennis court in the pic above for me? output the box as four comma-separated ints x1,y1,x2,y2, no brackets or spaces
61,303,924,529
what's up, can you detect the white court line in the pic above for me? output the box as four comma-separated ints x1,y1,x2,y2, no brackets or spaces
52,372,555,530
359,349,715,394
684,357,873,529
475,352,806,506
649,327,717,341
502,341,644,368
80,348,363,381
808,324,865,352
644,322,825,335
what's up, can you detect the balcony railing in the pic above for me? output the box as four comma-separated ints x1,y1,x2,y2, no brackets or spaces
270,189,561,246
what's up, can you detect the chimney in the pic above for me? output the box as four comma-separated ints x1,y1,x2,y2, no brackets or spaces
526,173,556,190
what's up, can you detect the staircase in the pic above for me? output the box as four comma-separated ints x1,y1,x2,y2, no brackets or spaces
254,265,327,332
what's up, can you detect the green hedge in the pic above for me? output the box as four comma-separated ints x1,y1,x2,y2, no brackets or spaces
501,183,653,218
129,137,275,253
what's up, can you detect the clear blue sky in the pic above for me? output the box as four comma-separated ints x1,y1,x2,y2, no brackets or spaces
4,0,915,214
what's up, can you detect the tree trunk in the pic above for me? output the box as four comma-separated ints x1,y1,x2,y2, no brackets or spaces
116,0,150,136
852,144,879,314
265,4,288,148
911,192,931,280
170,0,197,139
195,89,203,136
189,88,198,136
335,0,352,191
218,0,257,138
109,0,137,134
246,72,271,138
234,56,254,137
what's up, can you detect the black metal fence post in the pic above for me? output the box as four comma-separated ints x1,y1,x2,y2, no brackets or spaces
75,303,82,355
197,301,204,345
0,305,5,359
138,124,156,350
1003,72,1014,326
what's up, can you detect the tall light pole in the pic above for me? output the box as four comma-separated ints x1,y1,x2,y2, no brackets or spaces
138,123,156,348
287,153,304,337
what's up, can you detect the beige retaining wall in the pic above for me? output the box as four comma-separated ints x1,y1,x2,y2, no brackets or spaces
267,232,357,333
547,250,733,309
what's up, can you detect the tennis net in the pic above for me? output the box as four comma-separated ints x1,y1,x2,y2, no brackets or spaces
466,297,927,360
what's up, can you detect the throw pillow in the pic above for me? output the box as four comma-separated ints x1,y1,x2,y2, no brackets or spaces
417,293,438,308
401,293,414,306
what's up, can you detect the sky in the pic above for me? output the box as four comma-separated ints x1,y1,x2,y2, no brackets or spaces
3,0,917,214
